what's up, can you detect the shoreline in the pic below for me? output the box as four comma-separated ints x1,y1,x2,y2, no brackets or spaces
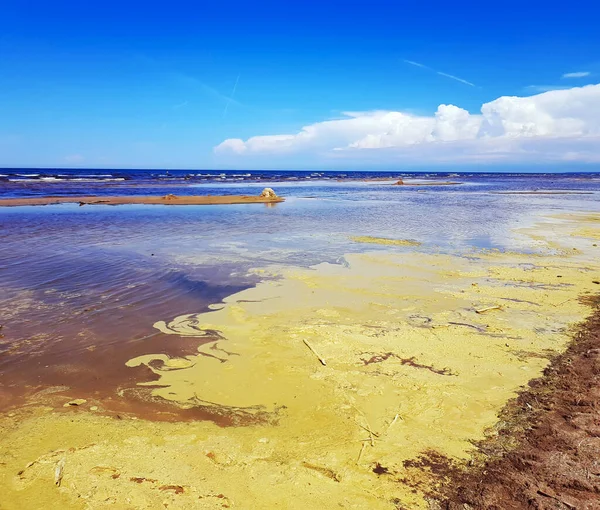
491,190,594,195
0,194,285,207
433,296,600,509
394,181,462,186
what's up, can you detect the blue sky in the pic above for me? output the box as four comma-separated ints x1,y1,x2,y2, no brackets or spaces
1,1,600,170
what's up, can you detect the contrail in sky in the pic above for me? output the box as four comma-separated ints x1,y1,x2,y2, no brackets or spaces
173,100,189,110
402,59,476,87
223,74,240,118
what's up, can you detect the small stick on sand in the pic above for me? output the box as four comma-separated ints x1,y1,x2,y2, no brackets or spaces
386,413,400,433
357,442,367,464
552,298,572,308
475,305,502,314
350,404,377,447
54,457,65,487
358,423,380,438
536,490,576,509
363,419,377,447
447,321,488,333
303,339,326,366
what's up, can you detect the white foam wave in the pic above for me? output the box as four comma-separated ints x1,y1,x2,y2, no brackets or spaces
8,176,127,182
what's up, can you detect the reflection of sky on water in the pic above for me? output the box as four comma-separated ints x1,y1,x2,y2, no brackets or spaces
2,179,600,277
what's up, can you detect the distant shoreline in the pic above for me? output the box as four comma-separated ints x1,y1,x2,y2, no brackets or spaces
491,190,594,195
0,194,285,207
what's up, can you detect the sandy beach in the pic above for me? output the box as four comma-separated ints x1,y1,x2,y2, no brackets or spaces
437,303,600,508
1,206,598,509
4,1,600,506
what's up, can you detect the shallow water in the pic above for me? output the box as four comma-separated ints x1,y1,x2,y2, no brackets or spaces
1,171,599,416
2,171,600,509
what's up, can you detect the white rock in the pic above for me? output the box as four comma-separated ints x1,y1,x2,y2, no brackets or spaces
260,188,278,199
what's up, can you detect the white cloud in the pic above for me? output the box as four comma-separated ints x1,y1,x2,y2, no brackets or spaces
526,85,572,93
562,71,591,79
214,84,600,164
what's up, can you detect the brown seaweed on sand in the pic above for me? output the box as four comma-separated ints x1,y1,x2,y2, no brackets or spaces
360,352,455,376
301,462,342,482
187,394,284,426
403,300,600,509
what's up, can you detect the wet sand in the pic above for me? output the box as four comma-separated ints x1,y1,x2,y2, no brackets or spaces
0,194,284,207
0,254,254,424
434,299,600,509
1,212,599,508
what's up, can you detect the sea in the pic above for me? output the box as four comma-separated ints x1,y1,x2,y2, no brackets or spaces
1,169,599,416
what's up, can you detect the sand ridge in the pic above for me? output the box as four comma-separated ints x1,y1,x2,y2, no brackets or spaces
0,194,284,207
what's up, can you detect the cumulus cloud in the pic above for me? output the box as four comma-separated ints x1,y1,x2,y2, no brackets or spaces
562,71,591,79
214,84,600,164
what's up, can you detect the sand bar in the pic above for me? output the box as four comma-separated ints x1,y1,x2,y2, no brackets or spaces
0,194,285,207
491,191,594,195
395,181,462,186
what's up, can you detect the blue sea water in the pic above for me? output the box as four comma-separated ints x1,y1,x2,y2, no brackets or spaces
1,168,600,199
0,169,599,412
1,169,599,259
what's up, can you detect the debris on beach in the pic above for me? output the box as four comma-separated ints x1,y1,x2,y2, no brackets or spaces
3,212,600,509
303,339,327,366
54,458,65,487
301,461,342,482
360,352,455,376
434,305,600,509
63,399,87,407
475,305,503,314
259,187,278,199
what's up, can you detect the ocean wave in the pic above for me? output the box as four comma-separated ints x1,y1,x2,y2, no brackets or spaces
39,177,126,182
71,177,125,182
6,176,126,183
75,174,116,178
